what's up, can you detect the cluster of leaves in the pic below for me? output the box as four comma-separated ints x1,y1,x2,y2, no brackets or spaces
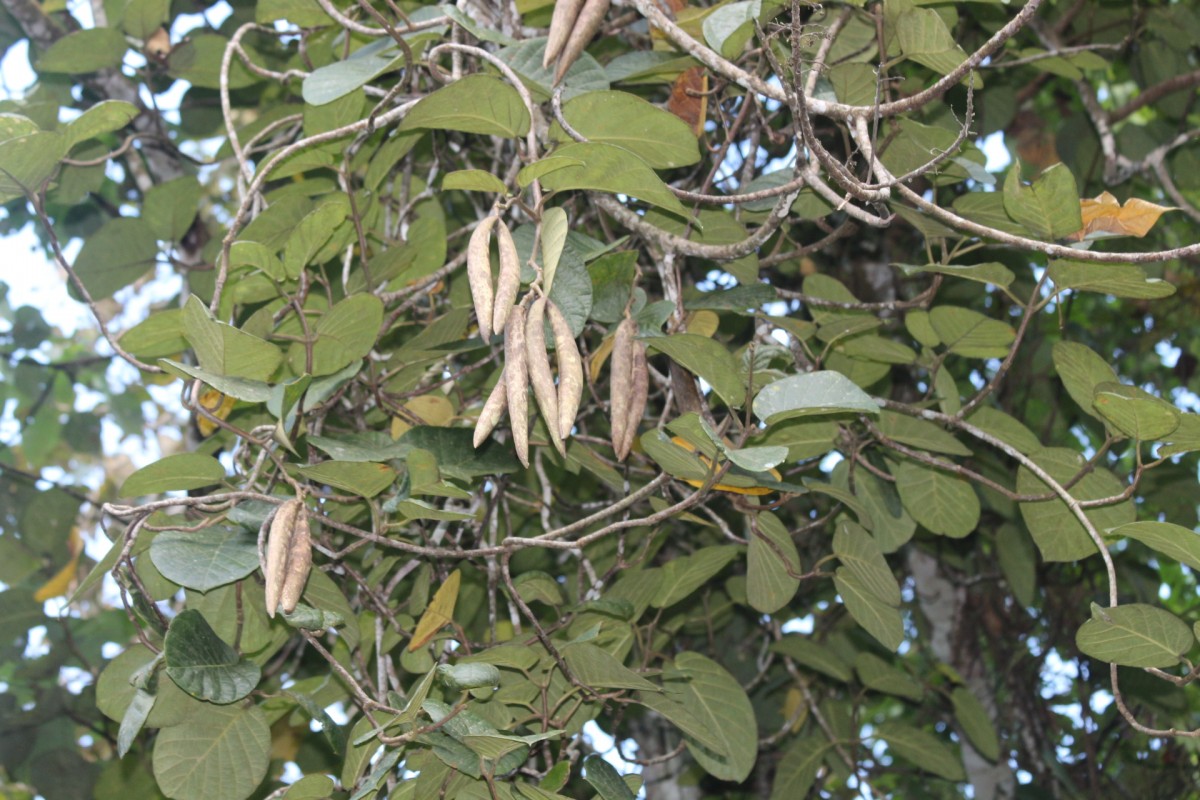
3,0,1200,799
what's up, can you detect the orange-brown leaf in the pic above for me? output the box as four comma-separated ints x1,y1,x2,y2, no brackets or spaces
1069,191,1175,242
668,67,708,137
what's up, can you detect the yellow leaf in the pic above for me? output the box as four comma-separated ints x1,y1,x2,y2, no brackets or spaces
196,388,236,437
671,436,781,496
1069,191,1175,241
589,334,615,384
684,310,720,338
408,569,461,651
390,416,410,440
34,528,83,602
782,686,808,733
405,394,455,427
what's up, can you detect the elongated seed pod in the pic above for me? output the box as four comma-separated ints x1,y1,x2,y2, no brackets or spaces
547,300,582,440
473,367,509,448
505,305,530,467
543,0,586,68
278,511,311,615
265,498,303,618
525,297,565,456
609,318,635,461
617,341,648,461
467,216,498,343
553,0,610,85
492,221,521,334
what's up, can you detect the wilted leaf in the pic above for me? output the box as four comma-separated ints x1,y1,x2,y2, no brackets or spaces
1068,191,1175,241
667,66,708,136
409,570,460,650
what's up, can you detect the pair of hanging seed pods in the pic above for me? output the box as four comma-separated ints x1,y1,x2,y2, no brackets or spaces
468,216,585,468
264,497,312,618
544,0,611,84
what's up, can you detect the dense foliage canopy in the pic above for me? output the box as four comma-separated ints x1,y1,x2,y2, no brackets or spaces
2,0,1200,798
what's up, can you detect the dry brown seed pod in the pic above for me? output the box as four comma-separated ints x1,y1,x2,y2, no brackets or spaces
278,510,312,615
525,297,565,456
264,498,303,618
543,0,586,69
505,304,531,467
609,317,635,460
492,221,521,335
617,340,649,461
473,366,509,448
554,0,610,85
466,216,498,343
547,300,582,439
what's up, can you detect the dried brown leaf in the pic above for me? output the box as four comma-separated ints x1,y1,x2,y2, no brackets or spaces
668,66,708,137
1068,191,1175,241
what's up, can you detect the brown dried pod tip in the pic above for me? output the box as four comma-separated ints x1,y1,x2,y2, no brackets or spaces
473,366,509,448
505,304,531,468
543,0,585,69
264,497,312,617
547,300,583,440
619,340,649,461
609,318,635,461
525,297,565,456
466,216,498,343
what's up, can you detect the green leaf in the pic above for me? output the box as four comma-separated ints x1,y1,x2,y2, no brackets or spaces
117,688,155,757
673,652,758,782
879,410,972,456
747,510,800,613
143,177,204,242
582,756,636,800
835,568,904,651
38,28,127,73
540,207,569,294
929,306,1015,359
302,294,384,376
895,460,980,538
164,610,260,704
996,524,1037,606
95,645,196,728
72,217,158,300
546,246,593,336
1003,162,1082,240
399,74,531,138
770,737,830,800
1048,260,1176,300
769,637,852,682
951,687,1000,761
965,406,1041,454
512,570,565,606
120,453,225,497
1109,521,1200,572
1091,382,1181,440
282,200,348,279
497,37,611,103
307,432,407,462
841,463,915,553
1052,341,1118,422
896,7,979,87
302,37,406,106
854,652,922,701
443,169,508,193
646,334,745,408
64,100,139,148
1017,447,1134,562
149,526,259,592
159,359,272,403
548,91,700,169
284,775,337,800
897,261,1015,289
182,295,283,382
563,642,658,691
833,520,900,605
753,371,879,424
952,190,1033,237
400,427,520,479
1161,413,1200,456
122,0,170,38
517,156,585,188
296,461,396,498
876,721,966,782
1076,602,1193,668
152,703,270,800
538,142,687,216
652,546,741,608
